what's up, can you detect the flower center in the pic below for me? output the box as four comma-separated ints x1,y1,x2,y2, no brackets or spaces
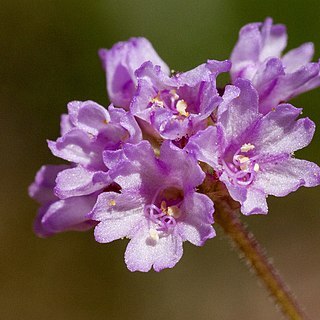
223,143,259,186
150,89,190,118
144,187,184,237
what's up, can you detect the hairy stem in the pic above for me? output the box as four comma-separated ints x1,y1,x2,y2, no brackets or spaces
211,190,309,320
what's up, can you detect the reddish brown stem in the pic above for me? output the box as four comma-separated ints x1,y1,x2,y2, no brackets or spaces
213,198,309,320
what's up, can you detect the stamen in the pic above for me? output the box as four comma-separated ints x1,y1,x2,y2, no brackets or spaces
160,215,176,229
240,143,255,153
235,171,254,185
160,200,167,212
145,204,165,222
151,95,164,107
149,228,159,242
176,99,189,117
238,156,250,164
167,205,181,219
170,89,179,101
254,163,260,172
108,199,116,206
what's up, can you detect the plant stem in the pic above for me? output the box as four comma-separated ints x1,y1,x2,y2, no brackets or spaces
213,196,309,320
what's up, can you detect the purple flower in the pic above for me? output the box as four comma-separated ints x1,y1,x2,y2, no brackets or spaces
230,18,320,113
29,165,97,237
186,79,320,215
99,37,170,109
89,140,215,272
130,60,231,141
48,100,142,199
29,101,142,236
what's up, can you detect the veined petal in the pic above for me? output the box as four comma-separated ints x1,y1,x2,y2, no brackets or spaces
231,22,263,78
67,101,82,126
125,221,183,272
29,164,70,204
282,42,314,73
252,104,315,155
48,128,103,168
178,192,215,246
108,106,142,144
260,62,320,110
259,17,287,61
55,166,111,199
91,191,144,243
75,101,111,136
252,57,284,99
36,195,96,237
241,188,268,215
60,114,73,135
160,141,205,188
185,126,222,169
219,172,247,204
218,79,260,144
255,158,320,197
100,37,169,108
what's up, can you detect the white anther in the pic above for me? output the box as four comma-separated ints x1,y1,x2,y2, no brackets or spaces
253,163,260,172
237,155,250,163
149,228,159,242
176,99,189,117
151,97,164,107
167,206,181,219
240,143,255,153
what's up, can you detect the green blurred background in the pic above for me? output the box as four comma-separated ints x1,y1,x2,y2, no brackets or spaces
1,1,320,319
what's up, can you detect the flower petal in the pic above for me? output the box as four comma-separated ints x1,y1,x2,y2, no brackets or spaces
75,101,111,136
36,195,96,237
252,57,284,101
261,62,320,110
252,104,315,155
230,22,263,80
255,158,320,197
55,166,111,199
218,79,260,144
160,141,205,188
282,42,314,73
48,128,104,169
100,37,170,108
125,221,183,272
60,114,73,135
259,18,287,61
241,188,268,215
109,106,142,144
91,191,143,243
185,126,222,168
29,164,70,204
178,192,215,246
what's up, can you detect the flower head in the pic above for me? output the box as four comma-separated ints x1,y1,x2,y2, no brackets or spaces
230,18,320,113
30,28,320,272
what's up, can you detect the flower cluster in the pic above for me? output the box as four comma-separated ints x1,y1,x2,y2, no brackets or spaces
30,18,320,272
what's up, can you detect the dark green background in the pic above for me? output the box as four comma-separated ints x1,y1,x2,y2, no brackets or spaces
1,1,320,319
